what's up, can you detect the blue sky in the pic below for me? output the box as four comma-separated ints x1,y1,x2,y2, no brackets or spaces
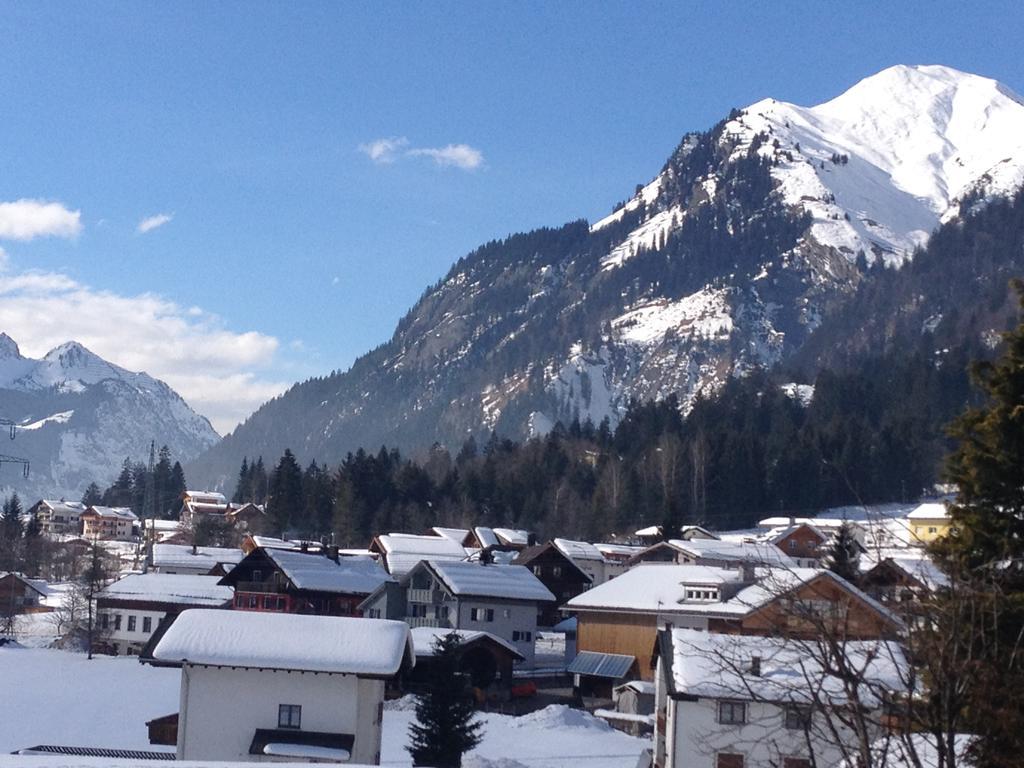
1,1,1022,432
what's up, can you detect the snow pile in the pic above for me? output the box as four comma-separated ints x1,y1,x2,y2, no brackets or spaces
383,693,419,711
510,705,612,732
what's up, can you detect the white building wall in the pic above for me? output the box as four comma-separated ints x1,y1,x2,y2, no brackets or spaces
668,698,846,768
98,607,165,655
455,599,538,665
177,664,383,764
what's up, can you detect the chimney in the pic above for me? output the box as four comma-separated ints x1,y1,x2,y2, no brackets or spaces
750,655,762,677
741,562,755,582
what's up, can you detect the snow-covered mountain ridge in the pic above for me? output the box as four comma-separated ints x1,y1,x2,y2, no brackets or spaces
189,65,1024,489
0,333,219,499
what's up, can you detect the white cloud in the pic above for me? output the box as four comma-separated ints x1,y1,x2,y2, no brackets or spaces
138,212,174,234
407,143,484,170
0,199,82,241
358,136,409,164
359,137,485,171
0,268,291,433
0,247,8,272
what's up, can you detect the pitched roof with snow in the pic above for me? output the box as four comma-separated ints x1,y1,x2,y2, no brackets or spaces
471,527,500,548
410,626,524,660
431,527,470,543
152,609,414,675
662,537,798,567
493,528,530,546
566,565,745,613
665,627,906,705
553,538,608,564
376,533,470,577
152,543,244,570
38,500,87,515
422,560,555,602
83,506,138,521
907,502,950,520
97,573,233,606
263,549,393,595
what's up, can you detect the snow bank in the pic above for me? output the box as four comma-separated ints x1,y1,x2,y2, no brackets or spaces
509,705,612,732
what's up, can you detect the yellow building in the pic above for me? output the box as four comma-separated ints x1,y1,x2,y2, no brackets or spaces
907,502,952,544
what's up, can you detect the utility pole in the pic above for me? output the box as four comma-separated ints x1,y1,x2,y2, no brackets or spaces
0,418,29,478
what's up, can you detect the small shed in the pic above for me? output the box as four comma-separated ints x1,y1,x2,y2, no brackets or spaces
407,627,524,697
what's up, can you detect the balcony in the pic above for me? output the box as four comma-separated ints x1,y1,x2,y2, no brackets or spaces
407,616,452,629
408,588,445,605
236,581,282,594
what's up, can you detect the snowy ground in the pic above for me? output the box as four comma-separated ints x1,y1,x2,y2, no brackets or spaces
0,647,647,768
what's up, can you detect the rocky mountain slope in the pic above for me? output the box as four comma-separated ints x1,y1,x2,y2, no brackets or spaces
190,65,1024,489
0,334,219,499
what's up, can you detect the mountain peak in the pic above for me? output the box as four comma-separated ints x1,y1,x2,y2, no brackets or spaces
43,340,105,368
0,333,21,360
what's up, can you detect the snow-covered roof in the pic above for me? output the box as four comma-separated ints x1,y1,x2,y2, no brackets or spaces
410,627,523,660
376,533,470,577
247,535,302,551
83,506,138,521
184,490,227,505
594,543,645,560
661,538,798,567
37,500,86,515
493,528,530,546
768,522,828,545
431,527,469,544
264,549,393,595
666,627,907,705
907,502,950,520
152,609,414,675
566,565,746,613
152,543,243,569
870,555,949,591
422,560,555,602
97,574,232,606
634,525,661,537
553,538,607,564
0,572,48,596
471,527,500,548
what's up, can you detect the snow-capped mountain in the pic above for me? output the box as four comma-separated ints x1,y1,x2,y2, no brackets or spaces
189,65,1024,488
0,334,219,499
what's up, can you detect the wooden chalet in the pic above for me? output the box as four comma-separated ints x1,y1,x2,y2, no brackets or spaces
0,572,49,615
512,541,593,627
219,546,393,616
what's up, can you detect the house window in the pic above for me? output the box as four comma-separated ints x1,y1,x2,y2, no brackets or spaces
142,616,152,633
789,539,797,550
278,704,302,729
100,613,109,629
252,569,263,582
552,566,562,577
783,759,811,768
513,630,533,642
411,605,427,618
248,595,258,609
717,754,744,768
114,614,122,631
127,616,137,632
785,705,811,730
718,701,746,725
368,608,381,619
434,606,448,621
928,527,938,534
533,565,543,576
470,608,495,622
503,609,511,619
235,594,244,608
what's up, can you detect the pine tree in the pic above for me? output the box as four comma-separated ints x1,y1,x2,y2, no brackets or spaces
268,449,304,536
233,458,251,504
0,494,24,572
81,483,103,507
407,632,483,768
825,521,860,583
934,280,1024,768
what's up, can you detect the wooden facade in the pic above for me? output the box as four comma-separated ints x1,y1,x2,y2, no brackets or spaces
771,524,827,565
512,542,592,627
576,612,659,680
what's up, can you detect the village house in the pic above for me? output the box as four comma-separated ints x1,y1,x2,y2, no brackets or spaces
766,522,831,568
149,543,244,575
220,546,393,616
860,554,949,606
462,526,533,551
512,541,593,627
565,565,901,685
630,538,798,569
94,573,233,656
80,506,138,541
28,499,87,535
144,609,414,764
369,532,471,578
406,626,524,697
634,525,717,547
0,572,49,615
906,502,953,545
653,627,907,768
177,490,230,527
359,559,555,666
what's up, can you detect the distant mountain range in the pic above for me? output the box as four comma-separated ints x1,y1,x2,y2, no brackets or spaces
178,65,1024,488
0,334,218,500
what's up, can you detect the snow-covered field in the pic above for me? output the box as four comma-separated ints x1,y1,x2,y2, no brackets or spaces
0,647,646,768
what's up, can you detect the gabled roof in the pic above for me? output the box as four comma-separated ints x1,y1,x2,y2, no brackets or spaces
565,565,746,613
636,538,797,567
0,571,48,597
664,627,906,705
469,526,500,548
769,522,829,546
553,538,608,564
414,560,555,603
431,526,470,543
513,542,593,582
493,528,530,546
97,573,232,606
261,548,393,595
150,609,414,676
374,532,470,578
410,627,524,660
152,543,244,570
82,506,138,521
35,499,87,515
907,502,950,520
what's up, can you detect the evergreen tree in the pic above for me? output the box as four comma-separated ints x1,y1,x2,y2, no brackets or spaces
81,482,103,507
406,632,483,768
825,521,861,583
232,457,251,504
154,446,175,516
168,461,187,516
935,280,1024,768
0,494,24,572
268,449,304,536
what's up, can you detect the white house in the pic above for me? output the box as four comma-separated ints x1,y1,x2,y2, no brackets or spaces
360,559,554,665
368,532,472,578
80,506,138,541
653,627,906,768
147,609,414,764
29,499,87,535
95,573,233,656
